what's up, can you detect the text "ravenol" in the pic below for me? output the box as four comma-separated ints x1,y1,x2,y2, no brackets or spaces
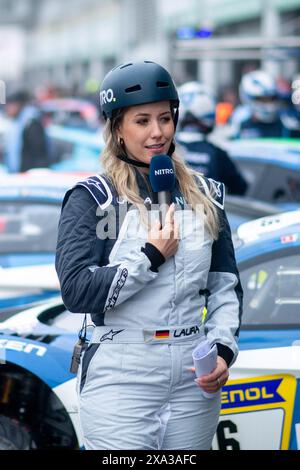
221,379,284,409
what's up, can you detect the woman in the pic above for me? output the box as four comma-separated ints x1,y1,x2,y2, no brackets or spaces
55,61,243,450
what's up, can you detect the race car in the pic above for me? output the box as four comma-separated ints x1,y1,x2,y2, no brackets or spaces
0,171,91,314
225,194,281,232
225,138,300,207
0,209,299,449
0,298,82,449
212,210,300,450
46,124,104,173
40,98,99,130
0,167,276,316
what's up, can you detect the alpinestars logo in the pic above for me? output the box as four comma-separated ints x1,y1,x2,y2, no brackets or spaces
99,329,124,342
105,268,128,311
209,179,222,198
100,88,116,105
85,178,107,197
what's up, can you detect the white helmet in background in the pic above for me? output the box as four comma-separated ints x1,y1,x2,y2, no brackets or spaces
178,81,216,132
239,70,279,123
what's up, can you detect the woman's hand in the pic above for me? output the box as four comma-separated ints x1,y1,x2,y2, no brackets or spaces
147,203,179,259
191,356,229,393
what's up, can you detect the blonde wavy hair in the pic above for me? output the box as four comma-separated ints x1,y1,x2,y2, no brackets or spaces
100,108,220,239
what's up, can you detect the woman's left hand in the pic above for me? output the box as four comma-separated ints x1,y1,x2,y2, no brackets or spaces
191,356,229,393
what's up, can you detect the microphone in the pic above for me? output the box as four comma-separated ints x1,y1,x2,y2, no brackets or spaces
149,155,176,226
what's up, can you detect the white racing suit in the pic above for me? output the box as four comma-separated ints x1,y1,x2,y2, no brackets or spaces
55,170,243,450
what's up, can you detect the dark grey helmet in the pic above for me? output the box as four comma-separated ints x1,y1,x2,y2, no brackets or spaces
99,60,179,121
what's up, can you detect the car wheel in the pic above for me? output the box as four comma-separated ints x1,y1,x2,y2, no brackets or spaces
0,416,31,450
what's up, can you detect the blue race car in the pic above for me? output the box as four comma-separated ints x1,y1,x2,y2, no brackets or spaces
41,98,99,130
0,210,300,449
0,167,276,316
212,209,300,450
225,194,281,232
0,171,92,314
46,124,104,173
225,138,300,207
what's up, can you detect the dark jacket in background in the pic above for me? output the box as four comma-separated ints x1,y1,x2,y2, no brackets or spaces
177,133,248,196
21,117,49,172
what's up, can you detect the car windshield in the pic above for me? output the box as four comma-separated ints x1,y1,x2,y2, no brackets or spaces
240,253,300,327
0,201,61,253
38,304,92,333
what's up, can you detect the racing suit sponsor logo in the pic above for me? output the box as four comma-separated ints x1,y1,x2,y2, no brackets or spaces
85,178,108,197
173,326,200,338
175,196,187,207
99,329,124,342
209,179,222,198
105,268,128,311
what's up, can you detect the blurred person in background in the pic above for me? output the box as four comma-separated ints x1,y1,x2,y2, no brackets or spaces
279,75,300,138
282,104,300,138
215,86,238,126
233,70,285,139
4,91,50,173
177,81,247,195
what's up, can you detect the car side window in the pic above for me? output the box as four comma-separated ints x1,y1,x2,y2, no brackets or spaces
233,161,266,198
0,202,61,253
240,253,300,327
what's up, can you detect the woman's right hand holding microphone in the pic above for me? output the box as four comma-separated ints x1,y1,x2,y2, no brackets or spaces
147,203,179,259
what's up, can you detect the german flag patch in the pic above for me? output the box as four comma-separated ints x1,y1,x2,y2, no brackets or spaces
154,330,170,340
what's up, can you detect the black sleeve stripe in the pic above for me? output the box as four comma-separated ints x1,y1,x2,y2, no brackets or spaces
216,343,234,367
234,280,243,337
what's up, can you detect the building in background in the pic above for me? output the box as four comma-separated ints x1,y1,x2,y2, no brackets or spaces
0,0,40,86
171,0,300,96
1,0,300,98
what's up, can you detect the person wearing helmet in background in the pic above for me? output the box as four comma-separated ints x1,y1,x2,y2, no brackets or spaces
177,81,247,195
55,61,242,450
281,103,300,138
235,70,285,138
279,75,300,138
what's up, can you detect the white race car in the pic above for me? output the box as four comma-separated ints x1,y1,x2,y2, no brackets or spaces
0,210,300,450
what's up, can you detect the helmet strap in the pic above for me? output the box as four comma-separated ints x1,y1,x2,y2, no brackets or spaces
116,154,150,168
116,140,176,169
168,141,176,156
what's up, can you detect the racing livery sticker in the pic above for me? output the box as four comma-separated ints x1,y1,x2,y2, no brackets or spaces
212,374,297,450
